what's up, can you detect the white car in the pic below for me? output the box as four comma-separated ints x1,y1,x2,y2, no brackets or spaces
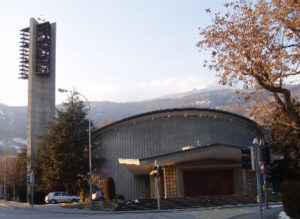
45,191,80,204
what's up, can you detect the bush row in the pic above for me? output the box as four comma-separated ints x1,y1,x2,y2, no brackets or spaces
281,181,300,219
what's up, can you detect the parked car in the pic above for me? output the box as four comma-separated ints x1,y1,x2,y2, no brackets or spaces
92,189,125,201
92,189,105,201
45,191,80,204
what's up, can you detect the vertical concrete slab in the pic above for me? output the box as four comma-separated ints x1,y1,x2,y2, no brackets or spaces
250,171,257,194
176,168,184,197
150,176,156,198
233,167,245,194
27,18,37,164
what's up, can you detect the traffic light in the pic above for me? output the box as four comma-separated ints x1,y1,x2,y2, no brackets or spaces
262,145,271,164
241,146,255,170
265,164,273,183
27,172,34,184
158,166,163,177
150,165,158,177
150,165,163,178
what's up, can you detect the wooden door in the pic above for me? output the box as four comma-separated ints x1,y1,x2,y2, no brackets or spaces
184,170,233,196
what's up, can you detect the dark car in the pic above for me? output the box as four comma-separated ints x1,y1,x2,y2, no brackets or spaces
92,189,125,201
92,189,104,201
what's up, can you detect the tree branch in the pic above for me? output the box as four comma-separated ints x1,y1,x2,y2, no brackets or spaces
254,75,300,128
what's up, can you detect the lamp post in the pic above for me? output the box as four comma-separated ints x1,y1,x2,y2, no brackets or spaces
0,130,7,202
58,88,93,210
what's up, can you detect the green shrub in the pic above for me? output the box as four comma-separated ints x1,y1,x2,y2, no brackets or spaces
281,181,300,219
103,176,116,201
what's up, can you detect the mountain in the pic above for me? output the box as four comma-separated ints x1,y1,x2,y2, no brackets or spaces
0,104,27,154
0,85,299,154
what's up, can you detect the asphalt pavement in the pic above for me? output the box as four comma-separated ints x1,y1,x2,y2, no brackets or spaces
0,200,283,219
230,206,283,219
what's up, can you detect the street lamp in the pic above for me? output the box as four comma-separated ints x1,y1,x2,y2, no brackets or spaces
0,130,7,202
58,88,93,210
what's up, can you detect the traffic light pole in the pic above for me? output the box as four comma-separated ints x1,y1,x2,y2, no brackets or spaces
263,172,268,209
151,161,161,211
31,182,34,209
253,138,263,219
27,172,34,209
262,144,269,209
157,174,160,211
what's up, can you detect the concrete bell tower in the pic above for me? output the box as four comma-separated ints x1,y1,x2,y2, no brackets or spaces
19,18,56,202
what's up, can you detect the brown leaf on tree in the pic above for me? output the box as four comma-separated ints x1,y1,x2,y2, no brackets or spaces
197,0,300,129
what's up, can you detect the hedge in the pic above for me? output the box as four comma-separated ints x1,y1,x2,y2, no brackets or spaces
103,176,116,201
281,181,300,219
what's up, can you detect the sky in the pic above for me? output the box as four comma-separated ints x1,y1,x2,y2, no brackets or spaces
0,0,229,106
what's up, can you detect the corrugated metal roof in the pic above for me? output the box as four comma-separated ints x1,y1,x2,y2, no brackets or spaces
93,107,262,136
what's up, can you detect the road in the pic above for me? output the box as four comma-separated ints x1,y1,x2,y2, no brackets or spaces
0,201,283,219
228,206,284,219
187,205,283,219
0,205,194,219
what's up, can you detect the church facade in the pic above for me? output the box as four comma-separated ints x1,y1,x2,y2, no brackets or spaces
92,108,264,199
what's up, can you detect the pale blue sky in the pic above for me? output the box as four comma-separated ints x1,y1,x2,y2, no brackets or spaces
0,0,229,106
